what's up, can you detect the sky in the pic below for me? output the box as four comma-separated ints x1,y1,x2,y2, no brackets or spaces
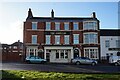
0,2,119,44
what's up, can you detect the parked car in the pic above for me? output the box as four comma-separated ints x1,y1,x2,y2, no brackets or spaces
71,57,98,66
109,55,120,66
25,56,47,63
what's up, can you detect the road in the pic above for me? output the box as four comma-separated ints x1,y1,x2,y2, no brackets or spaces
1,62,120,73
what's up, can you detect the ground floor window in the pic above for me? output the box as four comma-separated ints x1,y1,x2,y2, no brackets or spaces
84,48,98,59
60,50,64,58
27,48,38,57
84,49,89,58
55,49,69,59
65,50,68,58
56,50,59,59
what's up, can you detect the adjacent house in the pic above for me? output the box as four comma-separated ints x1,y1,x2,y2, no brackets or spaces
100,29,120,60
2,40,23,62
23,9,100,63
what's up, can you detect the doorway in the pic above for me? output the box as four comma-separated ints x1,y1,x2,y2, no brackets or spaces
46,53,50,62
74,49,79,58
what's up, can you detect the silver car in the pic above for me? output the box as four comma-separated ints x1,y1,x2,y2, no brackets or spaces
71,57,98,66
114,60,120,66
25,56,47,63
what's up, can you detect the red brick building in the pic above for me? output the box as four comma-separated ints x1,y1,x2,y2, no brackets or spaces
23,9,100,63
2,40,23,62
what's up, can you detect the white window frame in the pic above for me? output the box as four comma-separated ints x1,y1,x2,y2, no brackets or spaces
83,32,98,44
13,46,17,49
32,35,37,44
73,22,79,30
83,21,98,30
55,35,60,44
73,34,79,44
55,22,60,30
27,48,38,57
116,40,120,48
84,47,98,59
46,35,51,44
64,22,69,30
105,40,110,48
32,22,37,30
64,35,69,44
55,49,69,59
46,22,51,30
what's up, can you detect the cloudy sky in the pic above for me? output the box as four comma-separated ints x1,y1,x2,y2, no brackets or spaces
0,1,119,44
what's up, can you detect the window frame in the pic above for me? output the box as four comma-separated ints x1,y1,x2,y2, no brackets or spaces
116,40,120,48
73,22,79,30
73,34,79,44
64,35,69,44
105,40,110,48
55,22,60,30
46,35,51,44
83,33,98,44
32,35,37,44
64,22,69,30
32,22,37,30
84,48,98,59
55,35,60,44
83,21,98,30
46,22,51,30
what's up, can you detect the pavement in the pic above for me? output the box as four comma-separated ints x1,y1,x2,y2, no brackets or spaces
1,62,120,73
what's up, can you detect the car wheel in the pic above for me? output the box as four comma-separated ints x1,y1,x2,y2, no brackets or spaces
115,62,118,66
26,60,31,63
41,61,46,64
76,61,80,65
91,62,96,66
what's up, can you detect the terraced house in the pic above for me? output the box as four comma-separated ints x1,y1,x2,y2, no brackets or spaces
23,9,100,63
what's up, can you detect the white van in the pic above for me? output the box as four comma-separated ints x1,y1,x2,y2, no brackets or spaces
109,56,120,66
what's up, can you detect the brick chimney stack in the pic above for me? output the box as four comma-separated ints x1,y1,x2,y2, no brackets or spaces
92,12,96,18
51,9,54,19
27,8,33,19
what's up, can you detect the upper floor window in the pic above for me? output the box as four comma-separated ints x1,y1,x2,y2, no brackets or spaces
55,35,60,44
73,22,78,30
116,40,120,48
83,21,97,30
64,22,69,30
64,35,69,44
73,34,79,44
46,22,51,30
13,46,17,49
46,35,51,44
55,22,60,30
4,47,6,49
32,22,37,30
32,35,37,44
84,33,98,44
9,46,11,49
105,40,110,48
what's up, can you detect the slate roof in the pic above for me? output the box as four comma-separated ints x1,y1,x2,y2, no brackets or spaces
100,29,120,36
26,17,99,22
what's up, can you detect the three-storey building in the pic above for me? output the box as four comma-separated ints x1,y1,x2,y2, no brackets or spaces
23,9,100,63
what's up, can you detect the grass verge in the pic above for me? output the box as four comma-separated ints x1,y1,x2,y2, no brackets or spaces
1,70,120,80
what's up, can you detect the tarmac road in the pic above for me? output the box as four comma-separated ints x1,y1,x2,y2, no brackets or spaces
1,62,120,73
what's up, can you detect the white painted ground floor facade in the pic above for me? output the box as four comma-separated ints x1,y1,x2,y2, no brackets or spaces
25,46,99,63
44,46,73,63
